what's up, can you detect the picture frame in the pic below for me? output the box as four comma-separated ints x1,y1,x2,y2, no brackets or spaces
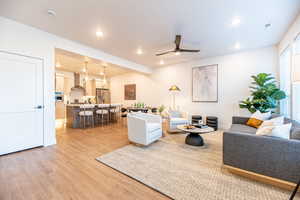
124,84,136,100
192,64,218,102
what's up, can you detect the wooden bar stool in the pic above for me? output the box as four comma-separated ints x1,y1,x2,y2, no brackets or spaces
79,104,95,128
109,103,120,122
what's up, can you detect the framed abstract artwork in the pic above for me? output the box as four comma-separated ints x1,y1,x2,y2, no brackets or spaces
124,84,136,100
192,64,218,102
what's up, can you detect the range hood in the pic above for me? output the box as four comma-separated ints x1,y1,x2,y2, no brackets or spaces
71,72,86,93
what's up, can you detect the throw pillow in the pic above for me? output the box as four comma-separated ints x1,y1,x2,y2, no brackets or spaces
259,116,284,128
256,126,274,136
246,118,263,128
251,110,271,121
270,123,292,139
256,123,292,139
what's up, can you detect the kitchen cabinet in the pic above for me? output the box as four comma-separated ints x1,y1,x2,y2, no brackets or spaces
95,79,108,89
55,75,64,92
86,79,96,96
64,77,73,95
55,101,66,119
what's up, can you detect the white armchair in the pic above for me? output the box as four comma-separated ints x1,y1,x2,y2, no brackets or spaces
166,110,189,133
127,113,162,146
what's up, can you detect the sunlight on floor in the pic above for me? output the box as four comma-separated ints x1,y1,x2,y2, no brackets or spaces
55,119,66,129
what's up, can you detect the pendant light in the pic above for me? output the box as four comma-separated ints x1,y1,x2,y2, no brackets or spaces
102,66,107,85
83,61,88,84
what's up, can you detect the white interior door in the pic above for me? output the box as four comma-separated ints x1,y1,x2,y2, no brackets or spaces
0,51,44,155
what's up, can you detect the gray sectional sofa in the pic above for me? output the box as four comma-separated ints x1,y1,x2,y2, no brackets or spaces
223,115,300,183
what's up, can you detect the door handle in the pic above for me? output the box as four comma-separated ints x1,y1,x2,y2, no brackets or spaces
34,105,44,109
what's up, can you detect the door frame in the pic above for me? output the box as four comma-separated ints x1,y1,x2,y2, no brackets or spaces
0,50,45,146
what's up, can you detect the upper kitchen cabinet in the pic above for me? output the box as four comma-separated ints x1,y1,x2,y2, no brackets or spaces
64,77,73,96
55,74,64,92
85,79,96,96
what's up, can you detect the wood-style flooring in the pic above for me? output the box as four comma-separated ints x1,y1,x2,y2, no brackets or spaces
0,120,169,200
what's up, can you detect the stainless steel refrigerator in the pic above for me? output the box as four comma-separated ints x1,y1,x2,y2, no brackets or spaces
96,88,111,104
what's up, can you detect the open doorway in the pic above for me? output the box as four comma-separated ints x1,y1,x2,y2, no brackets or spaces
54,48,133,133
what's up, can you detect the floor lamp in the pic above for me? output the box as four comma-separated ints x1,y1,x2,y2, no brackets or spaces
169,85,180,110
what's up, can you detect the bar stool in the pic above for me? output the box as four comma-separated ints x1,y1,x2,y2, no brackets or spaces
110,103,121,122
117,104,123,121
121,107,127,126
96,104,110,125
79,104,95,128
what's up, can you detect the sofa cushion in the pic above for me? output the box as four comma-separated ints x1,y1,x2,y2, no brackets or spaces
170,118,188,124
288,119,300,140
147,123,161,132
229,124,257,134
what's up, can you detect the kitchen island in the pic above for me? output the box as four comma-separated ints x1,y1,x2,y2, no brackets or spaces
66,104,83,128
66,104,120,128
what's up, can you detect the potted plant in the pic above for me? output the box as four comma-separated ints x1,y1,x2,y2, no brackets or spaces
239,73,286,113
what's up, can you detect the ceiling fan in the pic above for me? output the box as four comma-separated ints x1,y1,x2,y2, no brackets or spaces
156,35,200,56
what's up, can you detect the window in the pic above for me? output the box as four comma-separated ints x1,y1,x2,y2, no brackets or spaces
279,47,292,117
292,37,300,121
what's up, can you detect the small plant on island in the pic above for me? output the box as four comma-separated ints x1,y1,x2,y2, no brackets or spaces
158,105,165,114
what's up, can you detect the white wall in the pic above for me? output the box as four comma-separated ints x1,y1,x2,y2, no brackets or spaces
0,16,152,146
279,14,300,53
110,73,155,106
111,46,278,129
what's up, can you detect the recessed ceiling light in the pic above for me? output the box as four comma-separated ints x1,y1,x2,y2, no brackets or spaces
99,72,104,75
231,18,241,26
159,60,165,65
47,9,56,17
234,42,241,49
56,62,61,68
96,30,104,38
175,51,180,56
136,48,143,55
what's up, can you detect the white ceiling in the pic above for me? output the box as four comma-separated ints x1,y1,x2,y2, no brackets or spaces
1,0,300,68
55,49,134,77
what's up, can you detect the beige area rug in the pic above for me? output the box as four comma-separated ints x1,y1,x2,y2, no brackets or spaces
96,131,298,200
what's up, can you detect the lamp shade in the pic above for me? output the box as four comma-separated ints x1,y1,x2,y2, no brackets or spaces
169,85,180,91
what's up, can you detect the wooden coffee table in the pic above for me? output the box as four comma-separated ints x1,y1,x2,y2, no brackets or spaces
177,125,214,146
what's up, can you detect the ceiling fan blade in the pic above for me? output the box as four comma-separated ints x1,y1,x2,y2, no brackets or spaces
179,49,200,53
155,50,175,56
175,35,181,49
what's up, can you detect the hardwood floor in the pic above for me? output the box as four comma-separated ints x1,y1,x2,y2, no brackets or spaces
0,120,169,200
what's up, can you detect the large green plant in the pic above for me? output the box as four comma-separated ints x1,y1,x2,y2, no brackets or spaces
239,73,286,113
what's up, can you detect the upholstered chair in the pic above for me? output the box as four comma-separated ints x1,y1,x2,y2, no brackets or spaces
166,110,189,133
127,113,162,146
